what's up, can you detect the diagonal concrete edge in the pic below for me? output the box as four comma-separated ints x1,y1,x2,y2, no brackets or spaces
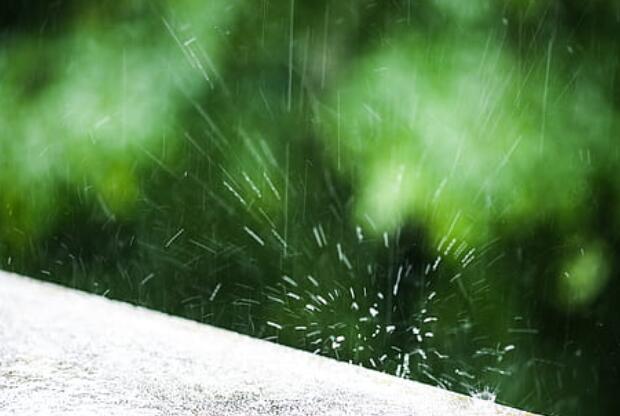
0,271,540,415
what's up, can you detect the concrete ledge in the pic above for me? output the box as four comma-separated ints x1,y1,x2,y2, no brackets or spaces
0,271,538,415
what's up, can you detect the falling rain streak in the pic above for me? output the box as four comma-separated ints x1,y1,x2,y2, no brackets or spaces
5,2,617,415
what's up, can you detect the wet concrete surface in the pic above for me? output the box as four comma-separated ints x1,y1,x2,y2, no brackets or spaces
0,271,538,415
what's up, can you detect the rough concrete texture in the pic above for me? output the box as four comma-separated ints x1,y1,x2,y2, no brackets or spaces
0,271,539,415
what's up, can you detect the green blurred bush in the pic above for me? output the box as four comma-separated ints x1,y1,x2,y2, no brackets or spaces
1,1,619,414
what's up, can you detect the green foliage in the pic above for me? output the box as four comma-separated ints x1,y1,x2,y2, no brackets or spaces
1,1,619,414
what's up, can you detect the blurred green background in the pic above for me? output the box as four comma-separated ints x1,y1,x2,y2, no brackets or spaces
1,1,619,414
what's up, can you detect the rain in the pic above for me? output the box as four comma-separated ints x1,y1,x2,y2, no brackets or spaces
1,1,619,415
